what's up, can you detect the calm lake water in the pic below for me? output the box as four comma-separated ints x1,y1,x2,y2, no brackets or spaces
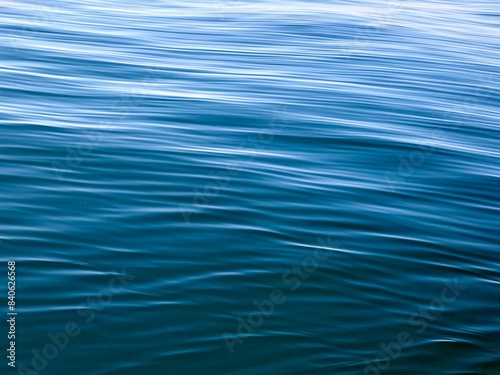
1,1,499,374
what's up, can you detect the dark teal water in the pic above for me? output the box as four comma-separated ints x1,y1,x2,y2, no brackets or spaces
1,1,499,374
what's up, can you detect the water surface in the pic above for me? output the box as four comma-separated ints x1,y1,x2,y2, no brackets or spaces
1,1,499,374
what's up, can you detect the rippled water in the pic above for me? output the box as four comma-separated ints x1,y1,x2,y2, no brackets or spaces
1,1,499,374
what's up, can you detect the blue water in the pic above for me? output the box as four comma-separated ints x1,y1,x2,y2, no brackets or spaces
1,1,499,374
